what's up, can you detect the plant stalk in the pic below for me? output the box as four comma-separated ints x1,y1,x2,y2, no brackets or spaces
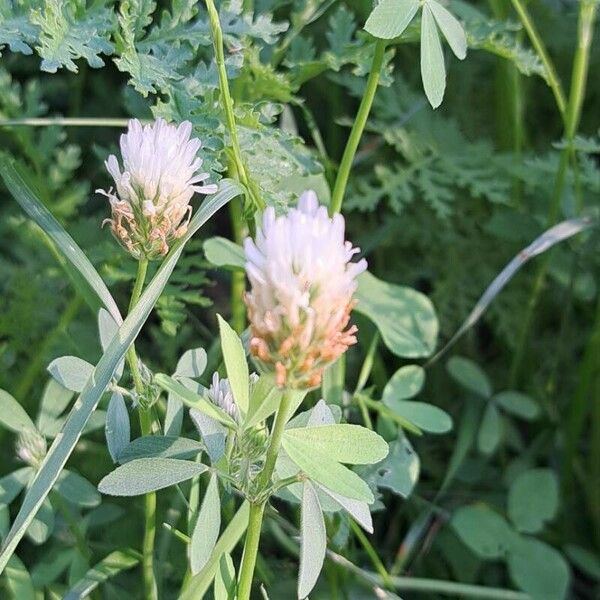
125,258,158,600
237,390,294,599
329,40,386,215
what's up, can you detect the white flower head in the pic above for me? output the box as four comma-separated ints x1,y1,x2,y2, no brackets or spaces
16,429,47,468
97,118,217,260
244,190,367,388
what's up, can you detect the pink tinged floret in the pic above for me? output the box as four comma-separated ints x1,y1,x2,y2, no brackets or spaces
97,118,217,260
244,190,367,389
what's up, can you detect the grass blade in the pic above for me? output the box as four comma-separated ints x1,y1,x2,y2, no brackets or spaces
0,180,242,573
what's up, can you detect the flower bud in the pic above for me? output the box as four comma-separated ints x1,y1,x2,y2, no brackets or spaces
97,118,217,260
244,191,367,389
16,429,47,468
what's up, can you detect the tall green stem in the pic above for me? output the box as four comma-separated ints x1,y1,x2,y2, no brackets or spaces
510,0,567,118
125,258,157,600
237,390,294,599
509,0,597,385
329,41,386,215
205,0,264,211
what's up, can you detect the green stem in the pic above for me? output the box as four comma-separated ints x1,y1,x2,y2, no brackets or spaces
510,0,567,118
229,195,247,333
509,0,597,385
349,520,392,588
329,40,386,215
355,332,380,394
237,390,294,599
0,117,131,127
205,0,264,211
125,259,157,600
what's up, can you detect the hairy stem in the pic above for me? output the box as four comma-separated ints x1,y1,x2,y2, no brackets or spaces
125,258,157,600
329,40,386,215
237,390,293,599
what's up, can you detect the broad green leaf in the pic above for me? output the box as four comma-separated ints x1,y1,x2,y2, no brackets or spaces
191,473,221,574
30,547,75,588
355,271,438,358
37,380,74,437
217,315,249,416
317,485,373,533
508,469,558,533
154,374,237,429
564,544,600,581
306,399,337,427
421,4,446,109
190,410,227,464
105,393,130,463
213,554,235,600
427,0,467,59
165,392,184,437
63,548,140,600
478,403,501,455
382,365,425,402
507,537,570,600
99,458,209,497
26,498,54,545
282,441,373,502
55,470,101,508
358,435,420,498
494,391,540,420
203,237,245,270
0,180,240,573
47,356,95,394
0,389,37,434
446,356,492,398
283,425,389,464
5,555,35,600
385,400,452,434
175,348,208,379
0,156,122,324
244,376,282,428
118,436,204,463
180,502,250,600
451,505,515,559
0,468,33,505
298,481,326,599
364,0,420,40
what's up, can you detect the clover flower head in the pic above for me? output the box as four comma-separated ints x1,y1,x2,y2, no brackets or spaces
16,429,47,468
244,190,367,388
97,118,217,260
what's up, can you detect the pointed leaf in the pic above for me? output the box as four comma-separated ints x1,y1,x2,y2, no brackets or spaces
191,473,221,574
298,481,326,599
213,553,235,600
165,393,184,436
105,393,130,463
427,0,467,59
421,4,446,109
217,315,249,416
98,458,209,497
317,485,373,533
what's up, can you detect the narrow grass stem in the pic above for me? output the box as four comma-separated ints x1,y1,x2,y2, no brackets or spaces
329,40,386,215
237,390,294,599
124,258,158,600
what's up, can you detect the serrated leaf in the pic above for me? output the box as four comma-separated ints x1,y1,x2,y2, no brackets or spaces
508,469,558,533
283,425,388,464
191,473,221,574
298,481,326,599
118,436,203,463
355,271,438,358
217,315,249,416
427,0,467,59
55,470,101,508
494,391,540,420
421,4,446,108
98,458,209,496
382,365,425,402
0,389,37,434
175,348,208,379
447,356,492,397
478,403,501,455
47,356,95,393
105,393,130,463
364,0,420,40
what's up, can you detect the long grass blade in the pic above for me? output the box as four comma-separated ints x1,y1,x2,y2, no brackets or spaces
0,179,242,573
